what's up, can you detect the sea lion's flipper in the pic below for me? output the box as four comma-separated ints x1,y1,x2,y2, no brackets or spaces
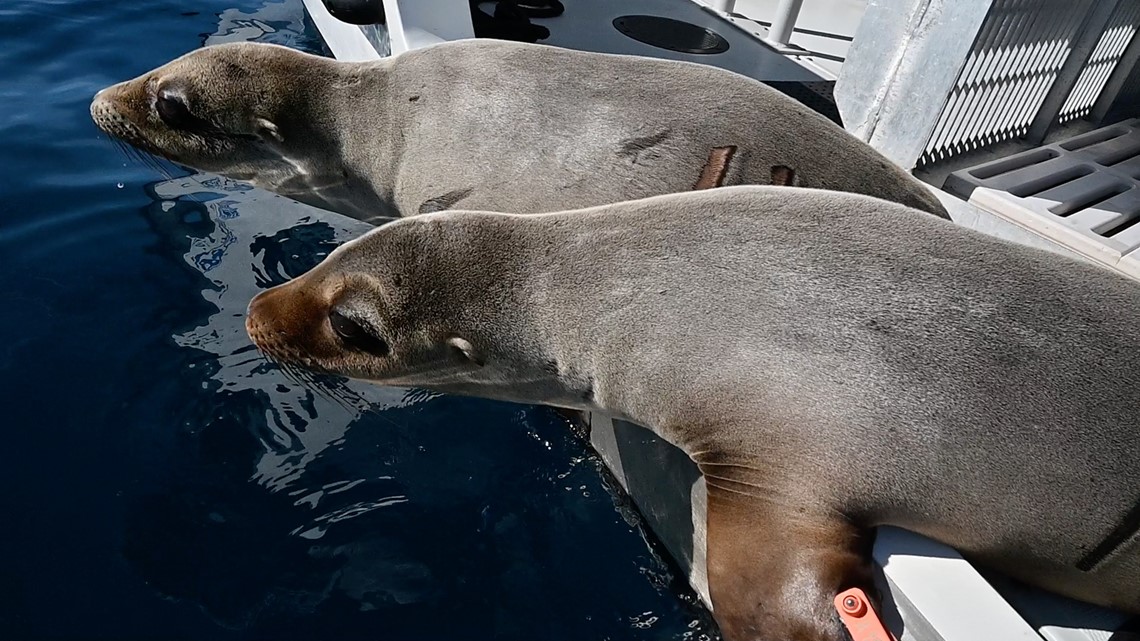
704,479,874,641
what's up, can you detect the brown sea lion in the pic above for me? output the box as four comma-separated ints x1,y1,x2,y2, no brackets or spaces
245,186,1140,640
90,40,948,222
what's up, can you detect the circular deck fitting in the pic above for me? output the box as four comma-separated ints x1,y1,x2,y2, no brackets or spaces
612,15,730,55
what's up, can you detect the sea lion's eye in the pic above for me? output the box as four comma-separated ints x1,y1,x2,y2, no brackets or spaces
329,309,389,357
155,89,193,128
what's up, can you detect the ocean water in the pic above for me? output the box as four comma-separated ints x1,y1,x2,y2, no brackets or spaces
0,1,717,639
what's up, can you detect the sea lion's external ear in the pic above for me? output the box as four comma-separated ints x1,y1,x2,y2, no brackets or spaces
255,118,284,143
447,336,485,367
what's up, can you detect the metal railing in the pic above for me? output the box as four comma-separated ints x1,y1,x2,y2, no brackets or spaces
766,0,805,47
704,0,805,48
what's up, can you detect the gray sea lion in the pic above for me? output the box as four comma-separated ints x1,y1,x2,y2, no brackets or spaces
245,186,1140,640
90,39,948,221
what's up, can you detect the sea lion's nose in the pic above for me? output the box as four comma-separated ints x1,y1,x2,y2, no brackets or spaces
89,82,129,128
245,277,338,363
246,281,300,343
246,287,272,332
91,82,123,108
90,89,110,118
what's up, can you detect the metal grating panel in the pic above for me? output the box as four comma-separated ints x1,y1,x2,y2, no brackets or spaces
944,118,1140,278
1058,2,1140,124
919,0,1095,167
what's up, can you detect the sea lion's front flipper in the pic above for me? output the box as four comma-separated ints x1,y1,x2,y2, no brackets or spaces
703,478,874,641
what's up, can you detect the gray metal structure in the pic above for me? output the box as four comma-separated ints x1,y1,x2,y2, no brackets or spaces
835,0,1140,171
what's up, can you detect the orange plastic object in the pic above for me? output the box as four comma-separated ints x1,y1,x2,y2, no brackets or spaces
835,588,895,641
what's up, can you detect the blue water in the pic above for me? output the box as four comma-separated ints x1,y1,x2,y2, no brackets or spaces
0,1,717,638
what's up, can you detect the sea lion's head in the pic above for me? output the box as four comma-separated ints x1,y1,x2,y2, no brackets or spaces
90,42,346,191
244,214,575,405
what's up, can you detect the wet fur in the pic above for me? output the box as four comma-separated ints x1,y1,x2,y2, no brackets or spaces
92,40,948,220
248,186,1140,640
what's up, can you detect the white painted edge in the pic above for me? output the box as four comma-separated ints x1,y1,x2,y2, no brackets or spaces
382,0,474,55
967,187,1140,282
300,0,382,61
874,527,1044,641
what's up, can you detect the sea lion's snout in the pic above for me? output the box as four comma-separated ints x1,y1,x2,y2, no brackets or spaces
90,79,161,154
246,277,340,369
90,82,132,135
246,266,399,378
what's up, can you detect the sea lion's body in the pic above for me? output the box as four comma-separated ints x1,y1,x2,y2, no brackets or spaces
90,40,948,221
246,186,1140,640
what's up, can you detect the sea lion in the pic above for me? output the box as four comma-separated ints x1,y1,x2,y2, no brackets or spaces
245,186,1140,640
90,39,949,222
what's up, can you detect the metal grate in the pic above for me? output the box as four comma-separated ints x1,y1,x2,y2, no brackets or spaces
1058,2,1140,124
919,0,1095,168
944,118,1140,278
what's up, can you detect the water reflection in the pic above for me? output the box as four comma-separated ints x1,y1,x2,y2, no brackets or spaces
109,1,717,637
124,170,717,638
147,176,409,490
207,0,334,52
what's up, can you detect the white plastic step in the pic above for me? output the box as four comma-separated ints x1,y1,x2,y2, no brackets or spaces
944,119,1140,281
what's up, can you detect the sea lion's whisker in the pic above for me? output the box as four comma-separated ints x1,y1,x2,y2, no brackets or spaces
301,370,371,414
317,380,372,413
293,369,351,408
257,351,407,423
